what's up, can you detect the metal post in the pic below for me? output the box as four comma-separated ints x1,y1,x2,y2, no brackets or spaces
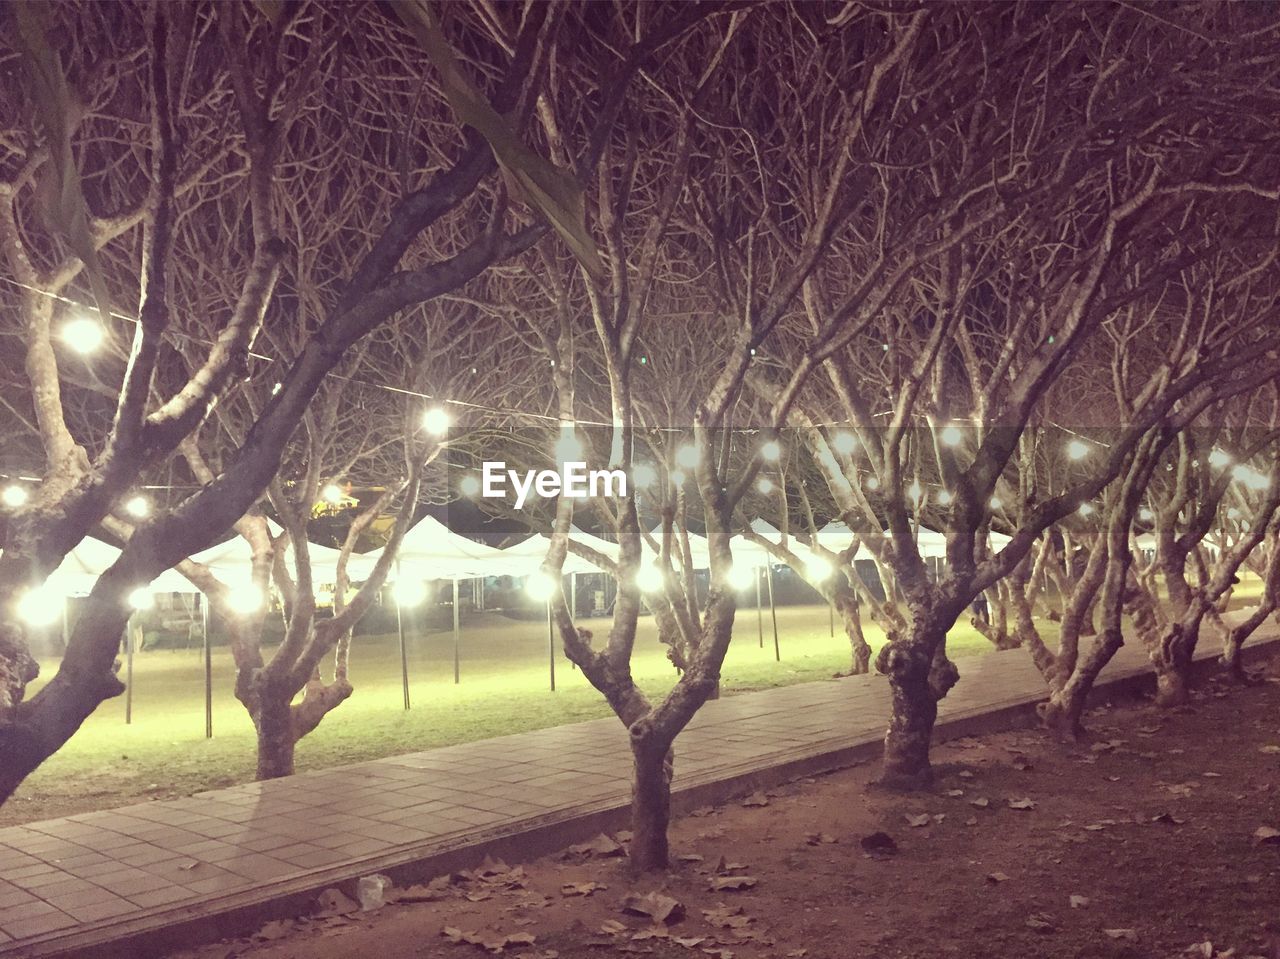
755,567,764,648
766,563,780,662
547,600,556,692
568,573,577,670
202,599,212,739
396,571,410,710
452,578,461,685
124,617,134,725
829,598,835,637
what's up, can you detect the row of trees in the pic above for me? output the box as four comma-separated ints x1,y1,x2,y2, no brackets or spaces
2,0,1280,873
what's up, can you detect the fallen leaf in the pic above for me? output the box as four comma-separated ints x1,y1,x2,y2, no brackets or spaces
1006,798,1037,811
622,891,685,924
1186,942,1214,958
969,797,990,809
702,905,752,929
1104,928,1139,941
1252,825,1280,844
904,813,931,828
740,792,770,808
1069,895,1090,909
1026,912,1056,933
1259,745,1280,754
599,919,628,935
561,881,605,897
945,789,965,798
568,834,625,858
708,875,758,892
986,872,1011,883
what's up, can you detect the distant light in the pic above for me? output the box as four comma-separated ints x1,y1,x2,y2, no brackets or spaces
936,489,954,506
460,474,482,497
670,470,687,487
1077,502,1094,517
62,315,105,354
124,495,150,519
760,440,782,462
554,431,584,462
907,481,924,503
2,485,29,508
725,564,754,591
634,564,664,593
989,496,1003,510
271,382,283,396
675,444,701,469
226,585,264,615
632,464,657,488
422,407,451,436
1208,449,1232,469
806,555,835,582
17,585,61,626
321,483,344,505
940,425,964,447
864,475,881,491
395,579,428,607
831,432,858,456
127,588,154,611
1233,464,1270,491
1138,507,1154,522
756,477,775,495
1066,439,1090,461
525,571,558,601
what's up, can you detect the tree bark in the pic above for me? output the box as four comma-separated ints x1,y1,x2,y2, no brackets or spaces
879,638,940,789
833,592,872,674
1152,661,1190,707
254,700,297,780
1037,690,1086,741
629,736,673,872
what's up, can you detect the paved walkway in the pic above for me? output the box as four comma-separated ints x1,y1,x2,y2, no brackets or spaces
0,629,1272,958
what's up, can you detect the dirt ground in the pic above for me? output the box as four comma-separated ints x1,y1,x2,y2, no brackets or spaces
176,656,1280,959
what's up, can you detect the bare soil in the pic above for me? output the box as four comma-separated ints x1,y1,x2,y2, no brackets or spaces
175,657,1280,959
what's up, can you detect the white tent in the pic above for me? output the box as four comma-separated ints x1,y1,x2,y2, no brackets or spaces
42,537,194,597
369,515,518,580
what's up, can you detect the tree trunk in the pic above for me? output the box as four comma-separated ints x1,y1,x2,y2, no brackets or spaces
834,593,871,674
1037,691,1085,741
629,738,673,872
252,694,297,780
1152,663,1189,708
879,639,939,789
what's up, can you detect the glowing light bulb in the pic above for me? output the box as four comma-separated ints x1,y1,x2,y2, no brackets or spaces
989,496,1003,510
1138,507,1154,522
675,444,701,469
907,481,923,503
124,495,150,519
864,475,881,491
725,564,754,591
460,474,482,497
632,464,657,488
936,489,954,506
422,407,451,435
756,477,775,495
17,584,61,626
634,564,664,593
939,425,964,447
831,432,858,455
395,579,428,607
806,556,835,581
321,483,344,505
1067,439,1090,461
62,315,105,354
1077,502,1094,517
2,485,29,508
127,588,154,611
227,584,264,615
670,470,687,487
1208,449,1232,469
760,440,781,462
525,571,557,601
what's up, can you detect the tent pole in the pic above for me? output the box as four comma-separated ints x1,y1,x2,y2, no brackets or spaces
452,578,461,685
396,562,410,710
569,573,577,670
124,617,134,725
547,600,556,692
755,567,764,648
202,599,212,738
829,597,834,637
766,564,780,661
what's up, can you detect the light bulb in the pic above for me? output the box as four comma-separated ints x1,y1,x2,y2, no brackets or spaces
226,584,264,615
62,316,104,354
936,489,954,506
675,444,701,469
127,588,154,611
907,481,923,503
634,564,664,593
669,470,687,487
831,432,858,455
2,485,29,508
422,407,451,435
864,475,881,491
760,440,782,462
1066,439,1090,461
756,477,775,495
939,425,963,447
1077,502,1094,517
806,556,835,581
989,496,1003,510
321,483,344,505
396,579,428,607
525,571,558,601
17,585,61,626
725,564,754,591
460,474,481,497
1208,449,1232,469
124,495,150,519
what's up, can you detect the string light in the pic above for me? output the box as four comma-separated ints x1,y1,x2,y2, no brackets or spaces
321,484,345,505
459,474,482,497
1208,449,1233,469
939,425,963,447
634,563,663,593
936,489,954,506
1077,502,1094,517
17,585,61,626
725,564,754,591
675,445,701,469
670,470,687,487
806,555,835,581
907,480,924,504
1139,507,1154,522
831,432,858,455
755,477,775,495
422,407,451,436
127,587,154,611
61,315,104,354
989,496,1003,510
864,475,880,491
760,440,782,462
226,584,265,615
2,485,29,508
124,495,150,519
525,571,557,601
395,578,428,607
1066,439,1090,461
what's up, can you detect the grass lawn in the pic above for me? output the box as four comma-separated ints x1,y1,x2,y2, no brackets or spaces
5,576,1260,825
